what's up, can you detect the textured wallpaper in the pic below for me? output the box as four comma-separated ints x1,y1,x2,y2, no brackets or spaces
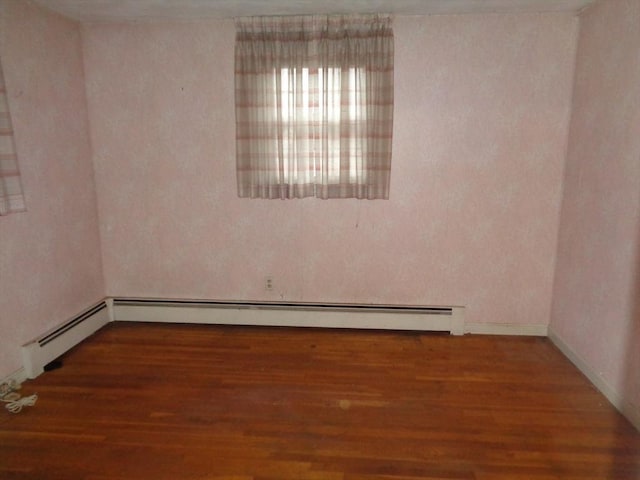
83,13,578,328
1,0,636,429
0,0,104,378
551,0,640,423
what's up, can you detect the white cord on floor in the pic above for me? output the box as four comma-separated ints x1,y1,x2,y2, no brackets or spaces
3,394,38,414
0,379,19,397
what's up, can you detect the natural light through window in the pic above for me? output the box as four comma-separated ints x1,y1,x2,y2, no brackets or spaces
235,14,393,199
278,67,364,184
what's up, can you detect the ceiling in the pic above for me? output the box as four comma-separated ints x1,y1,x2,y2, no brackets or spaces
34,0,596,22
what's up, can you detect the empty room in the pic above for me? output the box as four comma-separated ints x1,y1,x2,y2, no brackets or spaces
1,0,639,478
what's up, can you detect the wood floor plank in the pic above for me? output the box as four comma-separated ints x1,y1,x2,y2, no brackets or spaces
1,322,638,479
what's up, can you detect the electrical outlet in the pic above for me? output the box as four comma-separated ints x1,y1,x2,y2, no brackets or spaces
264,276,274,291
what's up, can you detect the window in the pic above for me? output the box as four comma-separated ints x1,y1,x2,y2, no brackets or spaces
0,57,25,215
235,15,394,199
278,66,364,184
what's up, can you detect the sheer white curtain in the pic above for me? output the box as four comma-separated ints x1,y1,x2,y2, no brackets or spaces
0,58,25,215
235,15,394,199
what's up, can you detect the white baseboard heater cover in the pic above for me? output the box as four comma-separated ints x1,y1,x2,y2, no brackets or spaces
112,298,465,335
21,301,111,379
19,299,464,378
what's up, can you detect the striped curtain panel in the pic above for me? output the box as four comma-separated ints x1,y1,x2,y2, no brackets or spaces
0,58,25,215
235,15,394,199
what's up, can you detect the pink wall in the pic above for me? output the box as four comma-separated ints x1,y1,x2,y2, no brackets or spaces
82,14,577,328
0,0,104,378
550,0,640,424
2,0,635,429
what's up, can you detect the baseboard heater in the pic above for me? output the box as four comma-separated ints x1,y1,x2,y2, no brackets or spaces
19,298,464,378
21,300,111,379
112,298,465,335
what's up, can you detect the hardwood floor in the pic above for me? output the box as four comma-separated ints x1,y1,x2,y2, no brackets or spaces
1,322,639,479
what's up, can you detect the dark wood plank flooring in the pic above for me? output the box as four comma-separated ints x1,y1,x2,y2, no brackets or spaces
1,322,639,479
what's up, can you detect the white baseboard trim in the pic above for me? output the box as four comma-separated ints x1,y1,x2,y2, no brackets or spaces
1,367,28,389
17,297,638,431
112,299,465,335
21,300,111,379
105,297,115,322
548,327,640,432
465,323,548,336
